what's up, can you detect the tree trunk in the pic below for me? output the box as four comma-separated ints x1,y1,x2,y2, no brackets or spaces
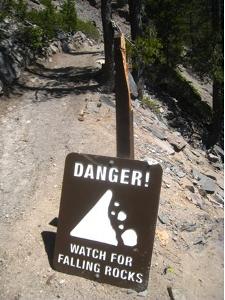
128,0,142,40
207,80,224,147
207,0,223,147
101,0,114,91
128,0,143,98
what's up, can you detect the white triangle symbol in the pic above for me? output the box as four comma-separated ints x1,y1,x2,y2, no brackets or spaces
70,189,118,246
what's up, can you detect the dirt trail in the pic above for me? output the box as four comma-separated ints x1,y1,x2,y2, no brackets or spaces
0,43,223,300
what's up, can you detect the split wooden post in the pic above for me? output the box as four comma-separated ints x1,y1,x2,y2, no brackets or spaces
114,33,134,159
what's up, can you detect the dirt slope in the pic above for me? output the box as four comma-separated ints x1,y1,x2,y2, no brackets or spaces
0,41,224,300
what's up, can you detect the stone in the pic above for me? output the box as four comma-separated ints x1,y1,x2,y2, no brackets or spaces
145,125,167,140
137,290,148,297
50,44,59,54
192,169,217,193
0,19,42,94
128,71,138,99
171,166,186,178
191,149,201,157
217,178,224,190
133,99,141,109
198,189,208,197
176,171,186,178
158,141,175,155
167,134,187,152
212,162,223,171
214,145,224,158
156,229,170,246
61,41,70,53
193,237,206,245
30,0,40,4
144,157,159,165
207,153,220,163
192,169,202,180
186,185,195,193
12,62,21,78
190,194,205,209
158,213,170,225
0,51,16,84
0,80,3,94
214,192,224,205
199,175,217,194
78,116,84,121
180,222,197,232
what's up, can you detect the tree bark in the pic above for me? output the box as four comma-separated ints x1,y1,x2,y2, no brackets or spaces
101,0,114,91
207,80,224,147
128,0,142,40
207,0,224,147
128,0,143,98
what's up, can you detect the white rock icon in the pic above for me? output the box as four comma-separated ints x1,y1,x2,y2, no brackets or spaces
70,189,118,246
121,229,137,247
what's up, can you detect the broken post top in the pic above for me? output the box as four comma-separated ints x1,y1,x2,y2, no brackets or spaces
114,33,134,160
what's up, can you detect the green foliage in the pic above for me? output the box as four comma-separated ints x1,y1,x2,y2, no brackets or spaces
60,0,77,32
1,0,15,13
37,0,61,38
144,0,223,85
77,19,100,41
127,26,163,66
141,95,160,114
152,65,212,120
15,0,28,20
185,1,224,84
134,36,163,65
0,0,15,20
20,25,44,51
145,0,188,67
26,0,78,39
0,0,100,46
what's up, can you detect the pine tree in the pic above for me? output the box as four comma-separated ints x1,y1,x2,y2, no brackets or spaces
60,0,77,32
186,0,224,146
101,0,114,90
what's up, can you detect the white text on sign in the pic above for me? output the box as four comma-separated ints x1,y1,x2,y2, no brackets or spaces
74,162,150,187
57,243,144,283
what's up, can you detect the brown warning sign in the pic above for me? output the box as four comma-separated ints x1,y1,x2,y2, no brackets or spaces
53,153,162,292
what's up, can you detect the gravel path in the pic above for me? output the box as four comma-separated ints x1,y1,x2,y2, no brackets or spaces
0,40,223,300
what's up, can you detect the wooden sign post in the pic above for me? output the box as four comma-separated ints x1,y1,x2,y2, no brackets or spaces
114,34,134,160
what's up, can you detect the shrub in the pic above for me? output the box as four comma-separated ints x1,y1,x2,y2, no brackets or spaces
0,0,15,20
15,0,28,20
141,96,160,114
76,19,100,41
20,25,44,51
60,0,77,32
150,65,212,120
27,0,62,39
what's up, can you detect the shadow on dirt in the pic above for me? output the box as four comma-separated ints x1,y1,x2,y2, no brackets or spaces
41,231,56,269
49,217,58,227
16,62,103,100
26,63,101,82
68,50,103,56
26,63,101,83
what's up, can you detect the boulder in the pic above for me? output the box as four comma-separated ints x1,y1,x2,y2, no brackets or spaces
128,71,138,99
192,169,217,194
167,134,187,152
144,124,167,140
0,51,16,85
199,175,217,194
0,80,3,94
